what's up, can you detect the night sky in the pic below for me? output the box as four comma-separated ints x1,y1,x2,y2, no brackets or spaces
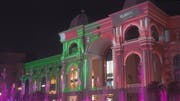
0,0,179,62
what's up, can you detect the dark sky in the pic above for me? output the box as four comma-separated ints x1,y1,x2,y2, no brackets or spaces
0,0,179,61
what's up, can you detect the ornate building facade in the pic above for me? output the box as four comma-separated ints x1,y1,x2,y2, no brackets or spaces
22,1,180,101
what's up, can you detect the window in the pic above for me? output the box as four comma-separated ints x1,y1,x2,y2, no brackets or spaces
49,78,56,94
69,43,78,55
125,26,139,41
174,54,180,81
41,77,46,93
92,72,95,88
68,65,79,89
106,94,114,101
105,49,114,87
151,26,159,41
91,94,113,101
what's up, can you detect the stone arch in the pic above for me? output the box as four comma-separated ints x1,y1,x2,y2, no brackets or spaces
124,25,140,41
124,51,142,64
152,50,163,64
123,23,140,34
66,63,78,74
87,38,112,88
125,53,141,84
87,38,112,55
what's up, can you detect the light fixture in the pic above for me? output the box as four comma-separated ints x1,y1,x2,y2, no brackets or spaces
41,84,46,88
18,87,22,91
0,92,2,96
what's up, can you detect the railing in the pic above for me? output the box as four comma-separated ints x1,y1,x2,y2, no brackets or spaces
127,83,142,88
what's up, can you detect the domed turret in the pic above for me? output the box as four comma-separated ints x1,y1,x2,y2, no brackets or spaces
69,10,88,28
123,0,153,9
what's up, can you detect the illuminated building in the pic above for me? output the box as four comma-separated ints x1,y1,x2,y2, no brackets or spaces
22,1,180,101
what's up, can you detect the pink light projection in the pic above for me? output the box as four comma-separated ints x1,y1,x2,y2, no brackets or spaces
45,80,50,101
10,83,15,101
119,90,125,101
160,88,167,101
33,81,37,92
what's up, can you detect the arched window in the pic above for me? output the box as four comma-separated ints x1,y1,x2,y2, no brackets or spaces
173,54,180,81
49,77,56,94
41,77,46,93
68,65,79,89
104,48,114,87
126,54,141,84
125,26,139,41
151,26,159,41
69,43,78,55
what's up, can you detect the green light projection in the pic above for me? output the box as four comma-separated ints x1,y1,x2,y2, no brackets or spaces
23,22,101,93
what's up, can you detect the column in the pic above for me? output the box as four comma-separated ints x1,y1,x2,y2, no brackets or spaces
60,62,66,101
141,42,153,101
56,71,60,101
82,57,91,101
45,67,49,101
28,68,33,101
142,45,153,85
112,46,121,88
98,56,105,87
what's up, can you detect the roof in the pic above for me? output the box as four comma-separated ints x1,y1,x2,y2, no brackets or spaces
69,10,88,28
24,54,61,72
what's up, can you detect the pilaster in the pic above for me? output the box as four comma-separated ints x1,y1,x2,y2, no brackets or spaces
140,38,154,86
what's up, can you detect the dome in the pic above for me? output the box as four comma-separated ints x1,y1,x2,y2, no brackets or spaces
123,0,153,9
69,10,88,28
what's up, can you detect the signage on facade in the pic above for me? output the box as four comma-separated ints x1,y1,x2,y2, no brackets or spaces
110,7,143,26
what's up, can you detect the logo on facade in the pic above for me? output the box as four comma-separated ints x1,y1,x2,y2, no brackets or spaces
110,7,143,26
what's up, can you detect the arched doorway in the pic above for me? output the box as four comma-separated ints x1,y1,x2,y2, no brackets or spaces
68,65,79,90
126,54,141,84
152,54,162,82
87,38,112,88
